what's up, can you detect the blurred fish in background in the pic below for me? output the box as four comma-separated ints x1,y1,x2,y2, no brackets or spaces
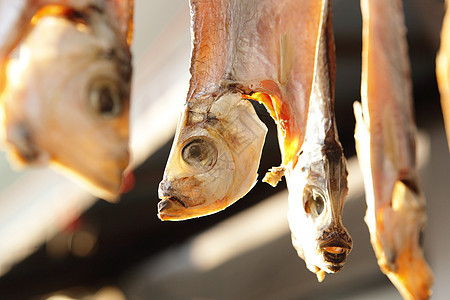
0,0,134,200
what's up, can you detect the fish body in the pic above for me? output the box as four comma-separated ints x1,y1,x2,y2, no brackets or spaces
437,0,450,152
354,0,433,298
0,0,133,200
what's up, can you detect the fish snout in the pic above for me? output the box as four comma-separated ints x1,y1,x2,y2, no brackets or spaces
319,226,353,272
157,180,190,220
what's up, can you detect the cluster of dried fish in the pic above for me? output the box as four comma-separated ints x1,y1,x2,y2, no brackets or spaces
0,0,133,199
0,0,441,297
160,0,438,299
159,0,351,282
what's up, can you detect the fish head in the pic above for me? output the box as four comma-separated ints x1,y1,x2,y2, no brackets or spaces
0,8,131,200
158,92,267,220
286,140,352,279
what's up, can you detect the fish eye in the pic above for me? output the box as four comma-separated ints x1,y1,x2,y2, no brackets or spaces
304,188,325,216
89,80,123,118
181,138,217,171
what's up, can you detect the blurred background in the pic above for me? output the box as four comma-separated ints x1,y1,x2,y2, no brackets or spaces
0,0,449,299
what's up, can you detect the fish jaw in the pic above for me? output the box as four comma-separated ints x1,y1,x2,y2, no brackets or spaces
0,12,131,200
158,92,267,221
286,140,352,279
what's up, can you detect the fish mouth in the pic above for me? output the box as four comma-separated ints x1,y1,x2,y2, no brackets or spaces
321,247,349,272
159,196,187,210
319,227,353,272
157,187,219,221
157,195,189,221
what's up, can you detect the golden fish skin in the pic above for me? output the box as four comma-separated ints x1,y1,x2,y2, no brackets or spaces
436,0,450,152
0,0,133,200
354,0,433,298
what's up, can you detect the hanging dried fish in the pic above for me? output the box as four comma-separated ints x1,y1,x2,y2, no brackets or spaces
249,0,351,281
354,0,433,298
0,0,133,200
157,0,268,221
436,0,450,152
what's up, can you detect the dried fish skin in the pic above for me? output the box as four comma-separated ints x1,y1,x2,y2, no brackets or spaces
158,92,267,221
354,0,433,298
0,0,133,200
436,0,450,152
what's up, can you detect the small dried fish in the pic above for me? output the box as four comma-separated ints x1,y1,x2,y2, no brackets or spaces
354,0,433,298
252,0,351,281
0,0,133,200
157,0,268,221
436,0,450,152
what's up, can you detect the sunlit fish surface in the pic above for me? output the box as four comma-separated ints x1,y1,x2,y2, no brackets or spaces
354,0,433,298
0,0,133,200
436,0,450,152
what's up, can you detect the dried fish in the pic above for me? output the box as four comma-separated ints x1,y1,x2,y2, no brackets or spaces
249,0,352,281
157,0,268,221
0,0,133,200
437,0,450,152
354,0,433,298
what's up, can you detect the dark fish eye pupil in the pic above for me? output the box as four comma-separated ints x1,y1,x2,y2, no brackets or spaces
99,87,115,113
187,144,205,161
182,138,218,170
314,194,324,215
89,80,122,118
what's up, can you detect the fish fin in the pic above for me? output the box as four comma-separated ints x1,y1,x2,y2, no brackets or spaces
375,180,433,300
262,166,285,187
